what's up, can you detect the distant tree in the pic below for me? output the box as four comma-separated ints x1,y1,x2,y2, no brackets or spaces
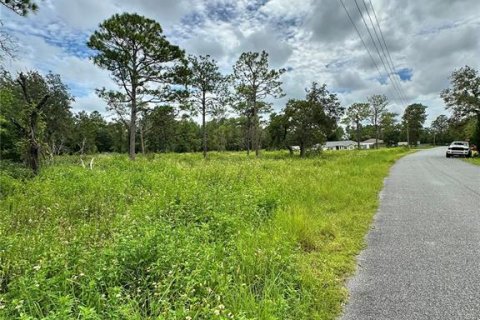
266,112,289,151
187,55,227,158
1,70,75,168
441,66,480,146
73,111,110,154
40,73,74,155
402,103,427,146
207,117,245,151
306,82,344,140
232,50,285,156
284,99,328,158
0,81,20,160
88,13,185,160
107,121,128,153
431,115,449,145
380,112,400,146
332,126,346,141
144,106,178,152
4,72,50,173
367,94,388,148
343,102,370,149
174,115,201,152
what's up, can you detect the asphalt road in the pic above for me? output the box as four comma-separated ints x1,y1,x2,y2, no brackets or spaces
342,147,480,320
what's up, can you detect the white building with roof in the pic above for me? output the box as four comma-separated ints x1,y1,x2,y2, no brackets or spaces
322,140,357,151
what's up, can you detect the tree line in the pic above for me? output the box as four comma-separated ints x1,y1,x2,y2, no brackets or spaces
1,7,479,173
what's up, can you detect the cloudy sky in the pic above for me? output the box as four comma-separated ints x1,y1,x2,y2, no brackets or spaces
2,0,479,124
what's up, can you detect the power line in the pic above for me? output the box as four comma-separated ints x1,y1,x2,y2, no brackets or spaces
361,0,409,105
338,0,399,104
366,0,410,106
353,0,407,106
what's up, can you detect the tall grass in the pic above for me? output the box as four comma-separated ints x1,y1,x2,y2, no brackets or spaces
0,149,409,319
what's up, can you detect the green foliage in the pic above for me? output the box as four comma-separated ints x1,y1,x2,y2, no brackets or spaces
284,99,327,157
187,55,228,157
0,149,409,319
73,111,110,154
343,103,370,147
431,115,451,145
305,83,344,140
402,103,428,145
379,112,400,146
0,70,73,163
441,66,480,119
441,66,480,146
367,94,388,147
232,51,285,156
87,12,185,160
0,0,38,16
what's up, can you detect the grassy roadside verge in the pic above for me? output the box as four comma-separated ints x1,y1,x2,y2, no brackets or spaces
464,157,480,166
0,148,410,319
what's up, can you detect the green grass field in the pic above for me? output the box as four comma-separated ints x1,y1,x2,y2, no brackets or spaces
0,149,409,319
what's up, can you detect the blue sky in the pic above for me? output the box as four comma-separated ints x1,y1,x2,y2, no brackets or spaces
1,0,479,124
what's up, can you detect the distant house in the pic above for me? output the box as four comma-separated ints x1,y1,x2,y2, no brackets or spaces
398,141,408,146
323,140,357,151
360,138,384,149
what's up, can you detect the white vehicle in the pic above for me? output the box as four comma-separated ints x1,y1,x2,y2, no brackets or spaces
446,141,471,158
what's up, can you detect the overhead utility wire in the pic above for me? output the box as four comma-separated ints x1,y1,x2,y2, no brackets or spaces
367,0,409,105
353,0,406,105
338,0,398,103
361,0,408,105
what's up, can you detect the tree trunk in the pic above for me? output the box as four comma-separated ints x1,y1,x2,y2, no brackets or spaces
252,99,260,157
356,120,361,149
202,91,207,158
129,98,137,160
375,123,379,149
140,123,145,155
16,74,49,174
474,112,480,147
287,146,293,156
28,136,40,174
300,142,305,158
406,120,410,147
246,114,251,156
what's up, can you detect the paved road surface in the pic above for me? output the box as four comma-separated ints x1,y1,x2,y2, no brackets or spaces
342,147,480,320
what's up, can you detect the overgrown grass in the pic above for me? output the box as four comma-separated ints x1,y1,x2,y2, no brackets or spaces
0,149,409,319
464,157,480,165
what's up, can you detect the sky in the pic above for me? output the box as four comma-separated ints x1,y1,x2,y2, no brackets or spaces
1,0,479,125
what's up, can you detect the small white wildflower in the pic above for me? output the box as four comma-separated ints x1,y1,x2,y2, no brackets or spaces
33,265,41,271
214,310,220,316
218,304,225,310
186,317,192,320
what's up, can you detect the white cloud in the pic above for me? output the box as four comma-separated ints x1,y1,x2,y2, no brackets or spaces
2,0,479,125
71,92,107,114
